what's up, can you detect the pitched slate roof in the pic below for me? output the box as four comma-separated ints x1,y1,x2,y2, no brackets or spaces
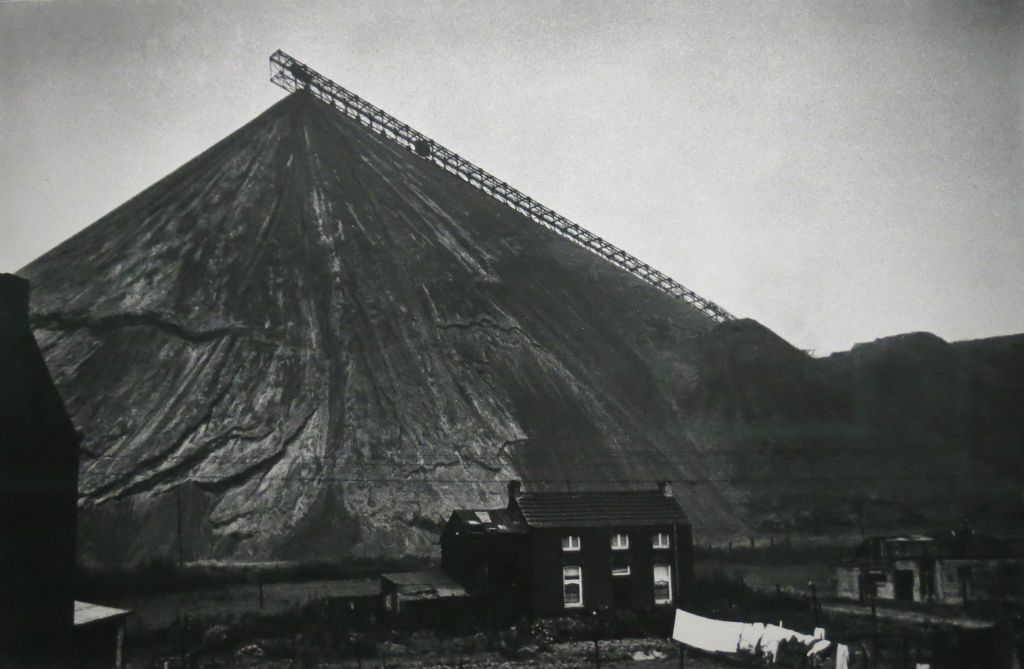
514,490,689,528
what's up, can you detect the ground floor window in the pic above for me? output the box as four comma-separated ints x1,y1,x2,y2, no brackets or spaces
653,564,672,605
563,566,584,608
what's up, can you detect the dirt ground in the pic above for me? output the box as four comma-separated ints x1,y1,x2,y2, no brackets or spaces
134,639,733,669
695,554,836,596
112,578,378,634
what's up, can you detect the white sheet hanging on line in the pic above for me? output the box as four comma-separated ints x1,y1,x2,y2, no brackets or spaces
835,644,850,669
672,609,746,653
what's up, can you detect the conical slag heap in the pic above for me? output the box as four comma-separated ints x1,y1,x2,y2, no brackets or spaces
22,92,740,565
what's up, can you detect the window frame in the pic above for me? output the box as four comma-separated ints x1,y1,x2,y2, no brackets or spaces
563,565,584,608
611,532,630,551
652,532,671,549
611,564,631,577
562,534,581,552
653,564,673,605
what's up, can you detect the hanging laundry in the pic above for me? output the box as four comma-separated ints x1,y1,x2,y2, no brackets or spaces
835,644,850,669
807,639,831,656
758,623,818,662
738,622,766,653
671,609,745,653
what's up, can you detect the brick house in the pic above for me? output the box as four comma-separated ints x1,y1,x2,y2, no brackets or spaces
441,480,693,621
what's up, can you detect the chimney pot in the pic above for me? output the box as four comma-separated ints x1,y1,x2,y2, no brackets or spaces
657,481,673,498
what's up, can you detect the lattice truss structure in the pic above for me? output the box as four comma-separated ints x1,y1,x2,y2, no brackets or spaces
270,50,734,323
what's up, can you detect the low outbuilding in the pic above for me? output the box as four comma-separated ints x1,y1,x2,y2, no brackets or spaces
835,527,1022,605
380,570,471,627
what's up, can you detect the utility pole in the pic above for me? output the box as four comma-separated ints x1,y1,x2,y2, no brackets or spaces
809,581,820,626
870,590,878,669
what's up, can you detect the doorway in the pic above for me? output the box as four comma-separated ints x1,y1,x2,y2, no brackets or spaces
894,570,915,601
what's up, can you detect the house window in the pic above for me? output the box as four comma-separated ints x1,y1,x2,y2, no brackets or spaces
653,532,671,549
562,535,581,552
653,564,673,605
611,532,630,550
611,565,631,577
563,566,584,607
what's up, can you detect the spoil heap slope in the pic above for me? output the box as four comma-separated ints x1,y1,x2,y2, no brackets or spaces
21,93,733,564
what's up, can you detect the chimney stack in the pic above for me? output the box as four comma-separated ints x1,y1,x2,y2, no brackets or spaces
507,480,522,508
0,274,30,332
657,481,674,498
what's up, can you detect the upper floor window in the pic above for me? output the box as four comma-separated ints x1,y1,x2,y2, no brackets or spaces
562,535,581,552
611,532,630,550
653,564,673,605
563,566,584,608
653,532,671,549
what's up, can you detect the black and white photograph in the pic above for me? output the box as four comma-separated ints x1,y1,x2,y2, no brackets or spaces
1,1,1022,667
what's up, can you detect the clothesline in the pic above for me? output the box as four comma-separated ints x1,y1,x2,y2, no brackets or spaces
672,609,850,668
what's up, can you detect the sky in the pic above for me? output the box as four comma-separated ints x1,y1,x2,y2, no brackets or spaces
1,0,1022,355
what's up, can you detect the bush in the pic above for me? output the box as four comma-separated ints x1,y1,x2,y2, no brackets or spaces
601,609,646,638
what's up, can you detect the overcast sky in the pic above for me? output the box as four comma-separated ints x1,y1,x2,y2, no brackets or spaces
2,0,1021,354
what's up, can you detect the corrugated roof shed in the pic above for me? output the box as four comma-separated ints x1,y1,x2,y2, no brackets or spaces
382,570,469,601
515,490,689,528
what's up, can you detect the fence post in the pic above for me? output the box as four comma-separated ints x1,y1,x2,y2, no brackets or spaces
177,613,184,669
870,598,878,669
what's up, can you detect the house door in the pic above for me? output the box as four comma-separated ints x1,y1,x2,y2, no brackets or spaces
894,570,914,601
612,576,632,609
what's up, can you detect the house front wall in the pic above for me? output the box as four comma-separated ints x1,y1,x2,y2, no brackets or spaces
528,524,690,619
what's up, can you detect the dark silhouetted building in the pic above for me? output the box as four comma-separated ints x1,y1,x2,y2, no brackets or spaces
0,273,81,667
